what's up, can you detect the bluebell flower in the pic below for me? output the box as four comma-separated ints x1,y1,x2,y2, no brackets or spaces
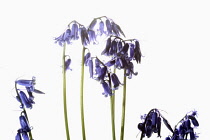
16,77,36,88
88,29,97,44
94,58,101,76
88,59,93,78
188,114,199,127
96,66,107,81
117,43,129,56
98,20,105,36
25,87,35,104
101,81,112,97
109,40,117,56
111,22,125,37
105,19,112,35
134,40,142,64
129,43,135,59
84,52,91,66
65,58,72,71
19,91,33,109
110,73,122,90
70,23,79,40
117,41,123,53
21,131,29,140
125,61,138,79
101,37,111,56
15,130,22,140
80,26,89,46
105,59,115,67
19,115,31,132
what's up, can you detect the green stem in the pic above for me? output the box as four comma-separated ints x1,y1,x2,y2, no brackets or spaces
62,43,70,140
109,70,116,140
80,47,86,140
15,83,33,140
120,69,127,140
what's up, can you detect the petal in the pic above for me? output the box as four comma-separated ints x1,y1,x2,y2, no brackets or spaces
89,19,97,30
88,59,93,78
105,19,112,35
22,131,29,140
19,91,32,109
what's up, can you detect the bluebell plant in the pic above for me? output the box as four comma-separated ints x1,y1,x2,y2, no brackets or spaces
137,109,199,140
15,77,44,140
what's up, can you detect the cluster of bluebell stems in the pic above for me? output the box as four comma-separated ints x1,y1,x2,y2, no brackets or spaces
138,109,199,140
15,77,44,140
55,16,142,97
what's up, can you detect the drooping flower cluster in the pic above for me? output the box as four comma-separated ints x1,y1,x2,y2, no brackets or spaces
15,77,44,140
138,109,199,140
138,109,174,139
165,111,199,140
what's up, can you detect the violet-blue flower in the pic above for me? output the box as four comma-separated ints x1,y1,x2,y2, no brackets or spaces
98,20,105,36
110,73,122,90
70,23,79,40
101,81,112,97
105,19,112,35
16,77,36,88
80,26,90,46
19,115,31,132
19,91,33,109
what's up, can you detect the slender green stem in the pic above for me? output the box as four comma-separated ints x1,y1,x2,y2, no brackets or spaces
15,83,33,140
62,43,70,140
109,70,116,140
120,69,127,140
80,47,86,140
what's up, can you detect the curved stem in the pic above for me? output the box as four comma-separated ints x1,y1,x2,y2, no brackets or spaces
15,83,33,140
62,43,70,140
120,69,127,140
80,46,86,140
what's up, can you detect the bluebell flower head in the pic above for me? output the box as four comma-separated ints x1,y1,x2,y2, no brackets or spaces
54,29,72,46
19,91,33,109
111,73,122,90
19,115,31,132
101,81,112,97
105,19,112,35
80,26,90,46
70,23,79,40
101,37,111,56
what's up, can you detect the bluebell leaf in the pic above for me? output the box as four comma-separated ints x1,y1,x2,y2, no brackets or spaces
98,20,105,36
105,19,112,35
19,91,32,109
111,73,122,89
19,115,31,132
22,131,29,140
134,40,142,63
15,131,22,140
188,115,199,127
84,52,91,66
101,37,111,56
70,23,79,40
162,117,173,133
89,19,97,30
101,81,112,97
88,59,93,78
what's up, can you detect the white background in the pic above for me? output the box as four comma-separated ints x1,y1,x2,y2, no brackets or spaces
0,0,210,140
